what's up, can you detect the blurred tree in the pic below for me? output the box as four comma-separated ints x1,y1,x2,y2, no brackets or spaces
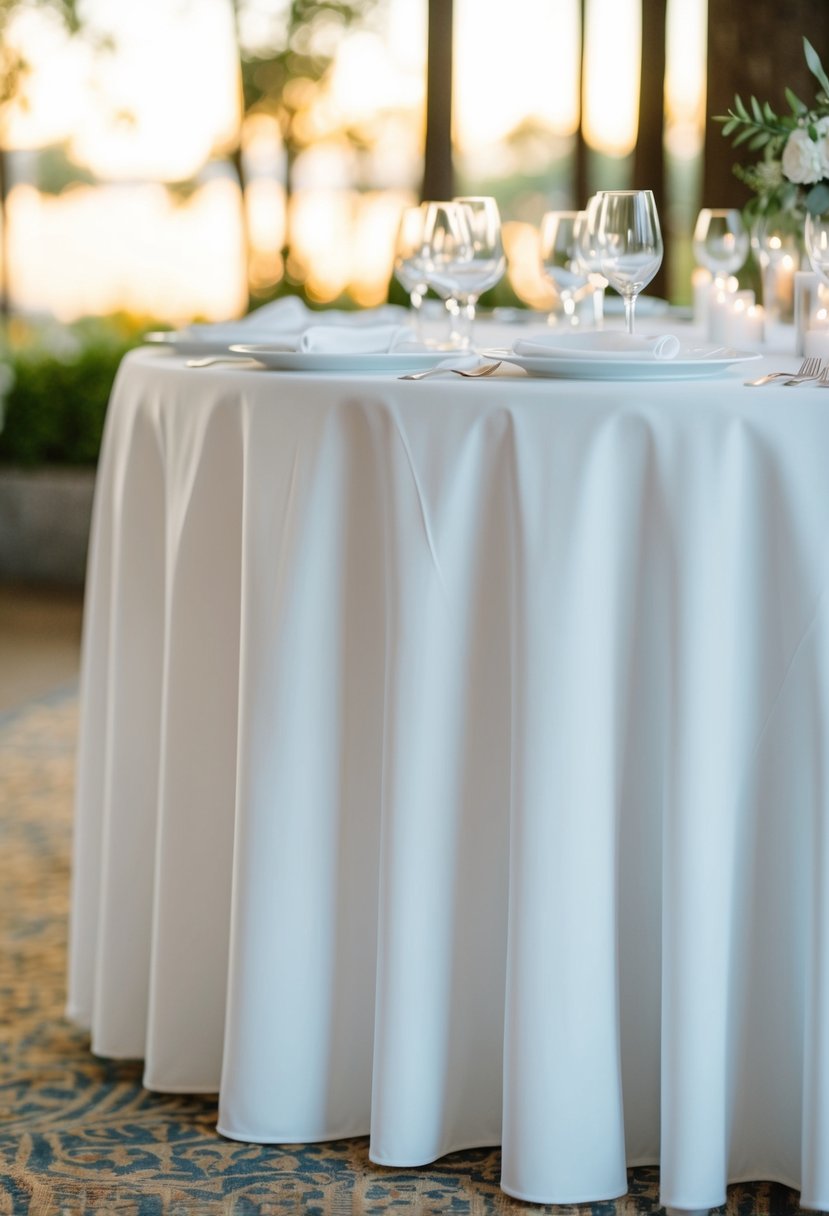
228,0,380,303
0,0,103,321
35,142,96,195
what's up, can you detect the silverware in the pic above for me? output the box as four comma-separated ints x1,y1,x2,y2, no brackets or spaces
745,356,821,387
399,361,502,381
814,366,829,387
185,356,262,368
782,356,826,385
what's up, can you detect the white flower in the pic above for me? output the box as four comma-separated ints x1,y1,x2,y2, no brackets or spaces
782,127,825,184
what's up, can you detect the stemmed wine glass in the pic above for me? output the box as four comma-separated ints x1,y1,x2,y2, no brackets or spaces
451,195,506,343
753,214,802,322
594,189,664,335
421,198,505,348
573,197,608,327
539,210,589,325
692,208,749,282
393,205,430,337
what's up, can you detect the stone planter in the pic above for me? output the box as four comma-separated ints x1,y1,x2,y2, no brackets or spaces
0,466,96,588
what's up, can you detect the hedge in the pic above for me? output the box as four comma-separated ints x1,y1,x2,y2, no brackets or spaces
0,322,139,467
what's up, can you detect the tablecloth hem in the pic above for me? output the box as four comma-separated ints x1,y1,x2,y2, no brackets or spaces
500,1180,628,1204
368,1138,502,1168
661,1169,806,1211
64,1004,91,1030
216,1122,371,1145
143,1078,220,1095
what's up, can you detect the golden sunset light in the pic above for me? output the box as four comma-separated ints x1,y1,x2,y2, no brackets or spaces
0,0,709,320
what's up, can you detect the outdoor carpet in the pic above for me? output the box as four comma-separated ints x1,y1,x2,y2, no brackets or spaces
0,689,805,1215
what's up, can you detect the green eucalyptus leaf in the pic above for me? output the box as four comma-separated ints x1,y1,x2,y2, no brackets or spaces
748,131,769,150
732,127,756,147
804,37,829,100
763,101,777,123
806,183,829,215
750,95,763,122
735,95,749,119
785,86,807,115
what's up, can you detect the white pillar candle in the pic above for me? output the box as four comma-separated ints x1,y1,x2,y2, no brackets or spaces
727,299,765,347
707,286,733,342
804,304,829,356
804,325,829,357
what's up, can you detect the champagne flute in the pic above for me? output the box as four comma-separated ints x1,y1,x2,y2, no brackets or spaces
573,198,608,327
594,190,664,335
539,210,589,326
692,208,749,281
393,204,430,337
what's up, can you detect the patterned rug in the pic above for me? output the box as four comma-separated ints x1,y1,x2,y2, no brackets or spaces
0,691,805,1215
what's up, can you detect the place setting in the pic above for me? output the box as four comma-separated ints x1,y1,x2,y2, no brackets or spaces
145,188,771,385
428,189,762,381
144,295,459,374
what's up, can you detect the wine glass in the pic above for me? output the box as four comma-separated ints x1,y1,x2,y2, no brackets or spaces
692,208,749,282
539,210,589,326
594,190,664,335
753,215,802,322
393,205,430,337
451,195,506,344
573,197,608,327
421,198,504,349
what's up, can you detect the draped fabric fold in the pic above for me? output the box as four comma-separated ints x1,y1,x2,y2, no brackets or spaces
68,350,829,1210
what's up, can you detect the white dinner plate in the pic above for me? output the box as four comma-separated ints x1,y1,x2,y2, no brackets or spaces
483,345,762,381
229,344,452,373
144,331,255,356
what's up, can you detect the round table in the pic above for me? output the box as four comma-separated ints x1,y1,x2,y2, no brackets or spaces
68,336,829,1211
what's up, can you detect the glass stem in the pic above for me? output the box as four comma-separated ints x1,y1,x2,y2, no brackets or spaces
592,285,605,328
409,288,424,340
449,296,474,349
623,292,637,335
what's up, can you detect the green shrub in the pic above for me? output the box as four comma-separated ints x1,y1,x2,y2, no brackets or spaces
0,321,140,467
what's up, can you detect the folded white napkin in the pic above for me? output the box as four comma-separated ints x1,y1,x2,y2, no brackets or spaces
179,299,409,345
295,324,419,354
512,331,681,361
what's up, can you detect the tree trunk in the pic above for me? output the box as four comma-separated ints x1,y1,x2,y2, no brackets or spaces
633,0,667,298
704,0,829,207
574,0,588,206
421,0,454,201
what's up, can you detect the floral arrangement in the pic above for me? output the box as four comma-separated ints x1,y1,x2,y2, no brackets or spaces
717,37,829,224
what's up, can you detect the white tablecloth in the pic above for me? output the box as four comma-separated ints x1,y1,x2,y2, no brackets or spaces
68,336,829,1210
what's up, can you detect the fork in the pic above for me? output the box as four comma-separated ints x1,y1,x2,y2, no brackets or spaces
186,356,262,368
745,356,821,387
782,356,826,385
399,361,502,381
812,365,829,387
